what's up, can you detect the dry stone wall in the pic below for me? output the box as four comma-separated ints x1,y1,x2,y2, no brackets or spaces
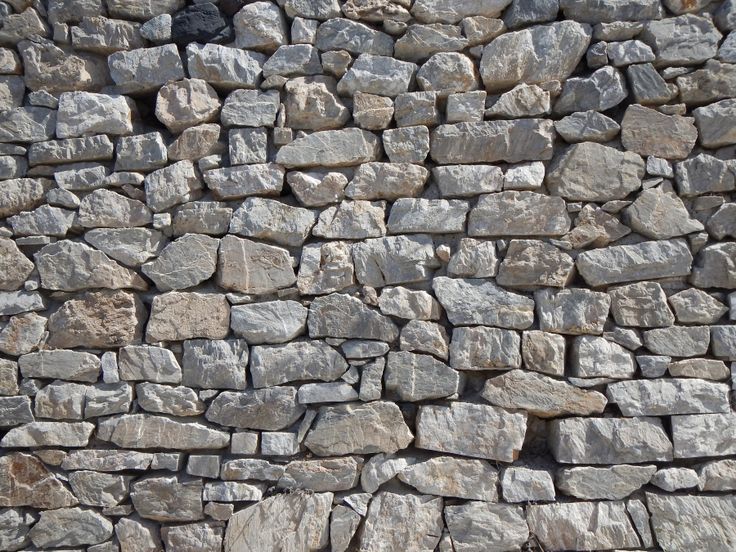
1,0,736,550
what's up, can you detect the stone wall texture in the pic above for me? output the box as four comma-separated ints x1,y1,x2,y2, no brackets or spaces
1,0,736,550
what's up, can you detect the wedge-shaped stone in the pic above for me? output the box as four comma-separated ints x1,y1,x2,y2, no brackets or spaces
433,277,535,329
0,452,78,509
182,339,248,390
29,507,113,548
555,110,620,142
359,492,443,552
146,292,230,342
276,128,382,168
98,414,229,450
204,164,284,200
399,456,498,501
554,66,628,114
308,293,399,341
206,388,305,431
416,402,527,462
431,120,554,164
556,465,657,500
0,238,33,291
229,197,316,247
577,239,693,287
550,417,673,464
672,413,736,458
621,104,698,159
250,341,347,388
1,421,94,448
643,325,710,357
445,502,529,552
395,23,468,62
131,476,202,522
35,240,146,292
482,369,607,418
142,234,218,291
346,162,428,201
78,189,152,228
48,290,145,349
305,401,413,456
449,326,521,370
224,492,332,552
217,235,295,295
479,21,591,92
647,493,736,552
384,351,459,401
527,501,641,551
609,378,730,417
497,240,574,288
691,242,736,288
468,191,569,237
18,350,100,382
546,142,644,201
353,235,439,287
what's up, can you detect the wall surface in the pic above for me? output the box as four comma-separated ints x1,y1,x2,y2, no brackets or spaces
1,0,736,550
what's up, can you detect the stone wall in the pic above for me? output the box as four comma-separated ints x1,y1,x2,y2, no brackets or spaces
1,0,736,550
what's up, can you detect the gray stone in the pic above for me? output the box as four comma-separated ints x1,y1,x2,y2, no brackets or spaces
554,110,620,143
203,481,264,502
206,387,305,431
161,521,224,552
352,92,394,130
0,396,33,427
445,502,530,552
712,325,736,360
313,200,386,239
146,291,230,342
394,24,468,62
1,421,94,448
446,90,487,123
144,160,203,213
486,83,550,118
231,301,307,344
155,78,220,134
0,312,45,356
621,104,698,160
353,235,439,287
68,471,130,507
624,186,703,239
136,383,205,417
556,465,656,500
56,92,132,139
330,505,361,552
34,380,85,420
233,1,287,52
222,458,285,481
576,239,693,287
378,287,439,320
0,291,45,317
572,335,636,379
276,128,382,168
416,52,478,96
550,416,673,464
99,414,229,450
297,241,354,295
398,457,497,501
19,350,100,382
308,293,399,341
305,401,413,456
698,459,736,491
651,467,699,491
0,507,34,551
336,54,418,97
77,189,152,229
387,198,468,234
692,242,736,288
382,125,430,163
285,76,349,131
447,238,499,278
521,330,566,376
187,43,265,89
130,476,202,522
554,66,627,114
217,235,296,295
263,44,322,77
433,277,535,329
628,62,677,104
316,19,393,55
708,203,736,239
668,357,727,381
641,14,721,67
501,467,556,503
676,154,736,197
482,369,608,418
609,281,675,328
347,162,429,201
29,507,112,548
84,228,167,267
670,289,729,324
497,240,574,288
182,339,248,390
479,21,591,92
400,320,449,360
229,127,267,165
643,325,710,357
468,191,570,237
250,340,347,388
560,0,661,22
0,238,33,291
221,89,280,127
278,457,361,491
609,378,730,416
384,351,459,401
548,142,645,201
449,326,520,370
141,233,218,291
84,382,133,418
0,107,55,143
108,44,185,93
7,204,74,237
694,98,736,148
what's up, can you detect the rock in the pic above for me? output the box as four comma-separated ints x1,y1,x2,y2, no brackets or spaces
136,383,204,416
307,292,399,340
669,288,729,324
18,350,100,382
712,325,736,360
482,369,608,418
187,43,264,89
607,39,656,66
691,243,736,288
115,517,163,552
621,104,698,159
433,277,535,329
56,92,132,140
0,107,55,143
416,402,527,462
416,52,478,96
221,458,285,481
276,128,382,168
205,164,284,201
347,162,429,201
131,476,203,522
18,38,108,93
144,160,203,213
400,321,449,360
106,0,183,20
560,0,661,22
316,19,393,55
1,421,94,448
527,501,641,551
7,204,74,237
0,507,34,551
501,467,556,502
99,414,228,450
313,200,386,239
609,281,675,327
0,291,45,317
250,340,346,388
411,0,510,23
555,110,620,142
162,522,224,552
708,204,736,239
182,339,248,390
336,54,417,97
576,239,693,287
233,1,287,52
146,292,229,342
479,21,591,92
221,89,280,126
84,382,133,418
497,240,574,288
468,191,570,237
394,24,468,62
330,505,360,552
384,351,459,401
386,198,467,234
230,301,307,344
546,142,644,201
0,238,33,290
141,233,218,291
224,492,332,552
554,66,627,114
203,481,264,502
693,98,736,147
352,92,394,130
449,326,520,370
278,457,361,491
29,507,112,548
445,502,529,552
643,325,710,357
627,62,676,104
47,290,145,349
0,312,45,356
285,76,349,130
84,228,166,267
624,186,703,238
217,235,296,294
550,416,673,464
288,169,348,206
68,470,131,507
114,132,168,171
297,241,354,295
155,78,220,134
698,459,736,491
556,465,656,500
171,3,229,46
229,127,267,164
651,467,699,491
0,452,77,509
609,378,730,416
485,83,550,118
641,14,721,66
61,449,153,472
378,287,439,320
447,238,499,278
33,381,85,420
383,125,430,163
521,330,566,376
398,456,498,501
108,44,185,94
572,335,635,379
359,492,443,552
431,120,554,164
503,161,545,190
78,189,152,229
140,13,172,41
647,493,736,551
352,235,439,287
207,387,305,430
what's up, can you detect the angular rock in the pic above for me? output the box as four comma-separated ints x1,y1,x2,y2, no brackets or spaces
204,164,284,200
501,467,556,503
146,292,229,342
433,277,535,329
1,421,94,448
497,240,574,288
187,43,265,89
56,92,132,138
550,416,673,464
313,200,386,239
84,228,166,267
449,326,520,370
250,341,347,388
521,330,566,376
572,335,635,379
445,502,529,552
144,160,203,213
0,107,55,143
383,125,430,163
142,233,218,291
609,378,730,416
297,241,354,295
621,104,698,159
155,78,220,134
221,89,280,127
0,238,33,291
29,507,112,548
68,470,131,507
0,452,78,509
693,98,736,148
78,189,152,228
554,66,627,114
641,14,721,66
446,238,499,279
546,142,644,201
305,401,413,456
337,54,418,97
276,128,382,168
691,242,736,289
18,350,100,382
554,110,620,143
131,476,203,522
279,457,361,492
347,162,428,201
217,235,296,295
182,339,248,390
288,169,348,206
162,522,224,552
263,44,322,77
556,464,656,500
352,235,439,287
609,281,675,328
233,1,287,52
468,191,570,237
206,387,305,431
99,414,229,450
0,507,34,551
136,383,204,416
170,2,229,46
384,351,459,401
486,83,550,118
669,288,729,324
285,76,349,130
399,456,498,501
231,301,307,344
315,19,393,55
624,186,703,239
433,165,502,198
378,287,439,320
34,381,85,420
482,369,608,418
416,402,527,461
643,325,710,357
387,198,468,234
394,23,468,62
108,44,185,93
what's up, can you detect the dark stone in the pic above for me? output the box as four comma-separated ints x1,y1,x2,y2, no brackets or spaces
220,0,250,16
171,3,233,46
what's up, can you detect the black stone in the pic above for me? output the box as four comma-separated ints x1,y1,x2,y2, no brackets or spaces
170,3,234,46
219,0,250,16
